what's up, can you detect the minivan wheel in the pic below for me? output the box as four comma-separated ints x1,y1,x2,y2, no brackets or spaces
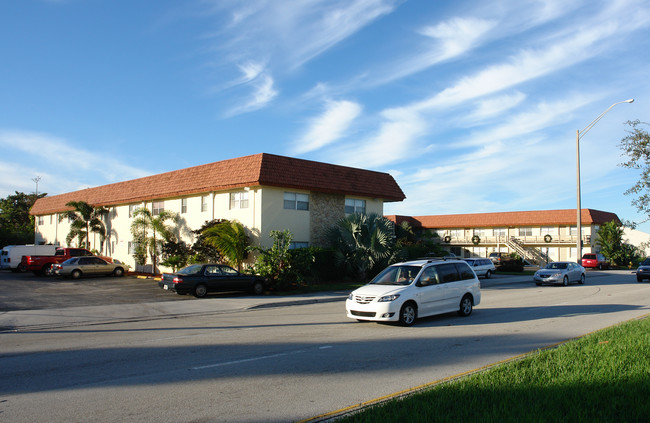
458,295,473,317
399,302,417,326
194,284,207,298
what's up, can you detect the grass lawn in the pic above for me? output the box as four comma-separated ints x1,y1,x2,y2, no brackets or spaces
337,316,650,423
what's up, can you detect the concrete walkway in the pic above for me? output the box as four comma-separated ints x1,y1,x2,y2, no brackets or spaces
0,273,555,332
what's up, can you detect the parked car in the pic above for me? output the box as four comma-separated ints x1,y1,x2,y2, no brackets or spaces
463,258,496,279
533,261,585,286
345,259,481,326
488,252,509,265
159,264,267,298
54,256,126,279
635,258,650,282
580,253,610,270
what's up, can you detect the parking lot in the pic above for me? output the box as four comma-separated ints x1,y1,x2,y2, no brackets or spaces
0,271,193,312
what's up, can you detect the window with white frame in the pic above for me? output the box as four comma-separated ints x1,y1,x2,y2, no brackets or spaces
128,241,137,254
152,201,164,216
569,226,587,236
37,216,44,225
181,198,188,214
202,195,209,212
473,228,487,237
284,192,309,210
493,228,506,237
345,198,366,214
289,242,309,249
541,226,557,235
518,227,533,237
449,229,464,239
230,192,248,209
129,204,137,218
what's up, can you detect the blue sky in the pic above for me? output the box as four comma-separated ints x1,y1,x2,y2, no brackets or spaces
2,0,650,231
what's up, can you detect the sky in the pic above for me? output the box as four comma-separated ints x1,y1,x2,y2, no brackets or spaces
2,0,650,231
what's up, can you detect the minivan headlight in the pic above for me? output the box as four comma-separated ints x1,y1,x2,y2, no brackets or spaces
378,294,400,302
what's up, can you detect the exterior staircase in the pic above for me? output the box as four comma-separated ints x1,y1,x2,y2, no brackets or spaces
506,236,548,265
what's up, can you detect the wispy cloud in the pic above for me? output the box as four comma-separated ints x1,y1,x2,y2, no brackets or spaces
293,100,362,154
0,130,150,197
202,0,400,115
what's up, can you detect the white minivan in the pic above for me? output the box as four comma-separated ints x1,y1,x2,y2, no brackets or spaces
346,259,481,326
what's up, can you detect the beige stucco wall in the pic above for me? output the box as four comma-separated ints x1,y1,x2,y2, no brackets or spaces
32,186,389,272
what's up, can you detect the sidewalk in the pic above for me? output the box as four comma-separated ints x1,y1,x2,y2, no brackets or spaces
0,273,536,332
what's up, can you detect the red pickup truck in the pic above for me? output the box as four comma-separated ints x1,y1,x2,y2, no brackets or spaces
21,247,107,276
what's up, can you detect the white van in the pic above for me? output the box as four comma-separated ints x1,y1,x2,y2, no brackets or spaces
0,244,57,272
346,259,481,326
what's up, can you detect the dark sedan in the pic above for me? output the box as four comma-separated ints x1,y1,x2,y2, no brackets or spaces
159,264,266,297
636,258,650,282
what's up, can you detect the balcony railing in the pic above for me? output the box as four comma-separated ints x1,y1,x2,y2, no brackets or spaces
441,235,590,245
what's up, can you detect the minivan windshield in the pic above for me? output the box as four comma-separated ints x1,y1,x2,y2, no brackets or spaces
370,265,421,285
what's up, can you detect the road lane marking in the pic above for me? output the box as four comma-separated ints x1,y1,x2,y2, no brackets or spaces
191,345,333,370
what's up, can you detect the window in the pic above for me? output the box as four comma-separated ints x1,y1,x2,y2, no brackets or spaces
345,198,366,214
493,228,506,237
181,198,188,214
473,228,487,237
518,227,533,237
128,241,137,254
129,204,137,218
202,195,209,212
437,263,461,283
449,229,463,239
289,242,309,249
541,226,557,235
284,192,309,210
152,201,164,216
230,192,249,209
49,215,53,224
455,263,475,280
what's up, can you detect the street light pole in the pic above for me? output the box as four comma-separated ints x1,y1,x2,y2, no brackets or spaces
576,99,634,263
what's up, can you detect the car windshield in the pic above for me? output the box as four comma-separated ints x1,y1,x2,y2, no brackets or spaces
642,258,650,266
177,264,204,275
545,263,568,270
370,265,421,285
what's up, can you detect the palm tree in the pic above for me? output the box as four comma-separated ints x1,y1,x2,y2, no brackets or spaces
60,201,107,252
202,220,249,271
131,207,178,273
327,213,396,280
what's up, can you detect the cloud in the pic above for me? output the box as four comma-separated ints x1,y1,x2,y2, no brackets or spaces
293,100,362,154
201,0,400,115
0,130,150,197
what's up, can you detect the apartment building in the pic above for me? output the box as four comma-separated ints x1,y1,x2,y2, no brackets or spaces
388,209,621,263
30,153,405,271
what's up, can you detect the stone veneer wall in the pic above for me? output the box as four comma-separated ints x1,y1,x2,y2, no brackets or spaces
310,192,345,247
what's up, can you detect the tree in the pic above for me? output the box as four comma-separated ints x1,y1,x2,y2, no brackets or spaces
59,201,108,252
619,120,650,219
189,220,225,263
202,220,249,271
130,207,178,273
596,220,624,265
0,191,46,247
327,213,397,280
252,229,294,285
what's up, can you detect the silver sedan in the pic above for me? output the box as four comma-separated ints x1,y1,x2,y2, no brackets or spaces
534,261,585,286
54,256,126,279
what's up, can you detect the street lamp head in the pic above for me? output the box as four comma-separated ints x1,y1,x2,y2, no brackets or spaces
624,98,634,103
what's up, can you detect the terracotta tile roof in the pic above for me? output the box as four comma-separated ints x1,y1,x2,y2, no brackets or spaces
31,153,405,215
386,209,621,228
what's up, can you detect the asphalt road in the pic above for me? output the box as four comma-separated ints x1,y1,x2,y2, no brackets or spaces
0,270,648,422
